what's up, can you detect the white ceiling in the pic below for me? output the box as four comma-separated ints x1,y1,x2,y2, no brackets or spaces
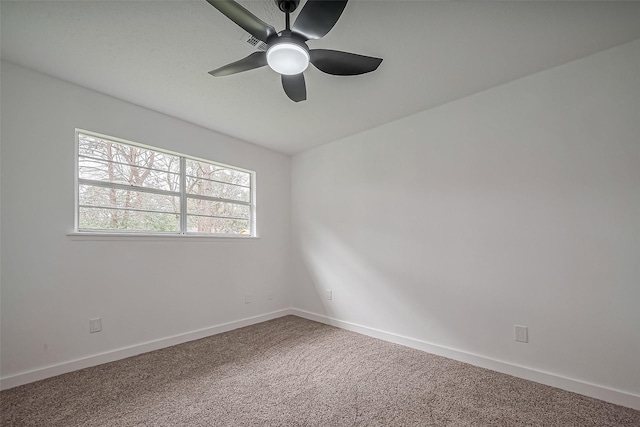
2,1,640,155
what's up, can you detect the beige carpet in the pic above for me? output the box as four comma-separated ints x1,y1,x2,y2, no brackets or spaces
1,315,639,426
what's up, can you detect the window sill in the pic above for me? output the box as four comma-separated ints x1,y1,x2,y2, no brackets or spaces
67,232,260,242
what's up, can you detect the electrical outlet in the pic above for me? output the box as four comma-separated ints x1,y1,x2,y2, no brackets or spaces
326,289,332,300
514,325,528,343
90,318,102,333
245,293,252,304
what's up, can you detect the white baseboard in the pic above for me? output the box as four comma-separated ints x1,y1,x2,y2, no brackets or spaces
0,309,293,391
4,307,639,411
290,308,640,411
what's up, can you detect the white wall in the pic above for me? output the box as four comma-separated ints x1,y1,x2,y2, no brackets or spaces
0,61,291,383
291,39,640,405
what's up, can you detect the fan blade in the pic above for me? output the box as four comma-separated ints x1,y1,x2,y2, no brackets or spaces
281,73,306,102
206,0,276,43
292,0,348,41
209,52,267,77
310,49,382,76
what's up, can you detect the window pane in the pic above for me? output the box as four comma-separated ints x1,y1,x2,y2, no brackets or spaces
185,159,250,186
187,198,250,220
79,184,180,232
79,207,180,232
78,133,180,192
187,216,250,235
186,159,251,202
185,176,250,202
79,158,179,192
80,184,179,212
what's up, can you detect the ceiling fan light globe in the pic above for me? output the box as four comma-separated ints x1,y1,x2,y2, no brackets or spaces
266,43,309,75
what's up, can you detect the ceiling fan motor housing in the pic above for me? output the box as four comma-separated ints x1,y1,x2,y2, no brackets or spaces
269,30,307,49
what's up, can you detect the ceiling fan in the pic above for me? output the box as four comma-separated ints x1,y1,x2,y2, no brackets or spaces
206,0,383,102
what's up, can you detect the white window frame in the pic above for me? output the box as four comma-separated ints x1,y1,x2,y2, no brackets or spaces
74,129,257,237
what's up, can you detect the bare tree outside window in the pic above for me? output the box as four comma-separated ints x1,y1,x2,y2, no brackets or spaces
77,132,254,235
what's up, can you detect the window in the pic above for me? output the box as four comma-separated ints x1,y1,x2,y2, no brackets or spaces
76,130,255,236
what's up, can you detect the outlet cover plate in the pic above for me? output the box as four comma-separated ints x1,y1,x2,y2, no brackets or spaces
514,325,528,343
90,318,102,333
